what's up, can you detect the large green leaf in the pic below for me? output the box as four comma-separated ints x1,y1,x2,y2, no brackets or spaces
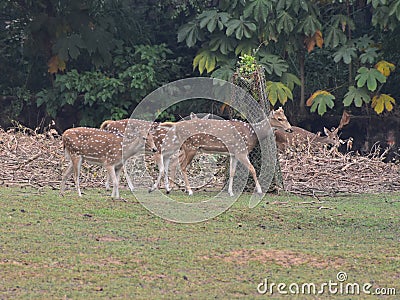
324,26,347,49
355,67,387,91
277,0,308,14
266,81,293,105
297,15,321,36
197,10,230,32
243,0,272,23
198,10,218,31
226,17,256,40
310,93,335,116
371,6,393,30
178,21,201,48
226,19,240,37
193,49,218,74
211,65,235,81
220,0,240,11
235,39,258,55
367,0,387,9
80,25,118,66
280,72,301,91
354,34,374,50
208,35,237,55
258,53,288,76
331,14,355,30
276,11,295,35
332,46,357,64
343,86,371,107
389,0,400,20
263,21,278,42
52,34,85,61
360,47,379,64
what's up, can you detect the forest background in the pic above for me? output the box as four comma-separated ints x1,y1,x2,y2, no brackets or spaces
1,0,400,152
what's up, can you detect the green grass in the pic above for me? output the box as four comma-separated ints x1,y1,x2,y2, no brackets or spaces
0,186,399,299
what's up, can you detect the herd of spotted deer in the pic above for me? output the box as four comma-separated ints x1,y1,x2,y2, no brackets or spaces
60,108,343,199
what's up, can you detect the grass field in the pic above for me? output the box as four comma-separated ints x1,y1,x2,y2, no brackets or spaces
0,186,399,299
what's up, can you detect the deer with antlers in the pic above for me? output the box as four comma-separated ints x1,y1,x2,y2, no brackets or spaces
274,110,353,153
60,125,157,199
150,107,292,196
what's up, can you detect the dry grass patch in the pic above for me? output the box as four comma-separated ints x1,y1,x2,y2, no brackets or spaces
203,248,346,268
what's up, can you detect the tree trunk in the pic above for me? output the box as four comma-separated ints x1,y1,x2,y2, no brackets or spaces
346,0,352,83
299,49,306,114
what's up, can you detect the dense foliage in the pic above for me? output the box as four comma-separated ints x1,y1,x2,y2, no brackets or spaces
0,0,203,128
178,0,400,116
1,0,400,130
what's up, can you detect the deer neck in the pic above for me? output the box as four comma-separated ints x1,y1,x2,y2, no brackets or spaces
252,115,273,140
315,135,330,145
122,138,144,161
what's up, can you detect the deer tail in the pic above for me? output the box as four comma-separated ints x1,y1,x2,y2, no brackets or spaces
159,121,175,127
100,120,112,130
61,134,71,161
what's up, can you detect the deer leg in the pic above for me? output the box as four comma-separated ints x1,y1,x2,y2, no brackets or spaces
106,165,119,199
237,154,262,195
60,161,74,196
105,173,111,190
115,164,125,196
150,153,164,192
122,163,134,192
115,165,123,184
105,165,123,191
106,164,126,192
71,156,83,197
163,155,171,194
168,152,181,190
153,152,162,188
228,156,238,197
180,149,197,196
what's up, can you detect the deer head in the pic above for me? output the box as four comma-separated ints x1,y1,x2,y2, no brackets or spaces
321,127,341,148
275,126,341,152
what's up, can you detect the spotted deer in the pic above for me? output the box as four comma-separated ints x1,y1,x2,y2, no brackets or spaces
167,108,293,195
60,126,157,199
100,119,164,192
275,126,341,152
100,114,210,191
150,107,292,196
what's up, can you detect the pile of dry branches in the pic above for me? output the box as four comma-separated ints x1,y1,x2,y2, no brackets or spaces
0,126,107,190
279,147,400,196
1,125,399,196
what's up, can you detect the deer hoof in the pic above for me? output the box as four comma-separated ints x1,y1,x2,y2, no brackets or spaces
256,192,263,197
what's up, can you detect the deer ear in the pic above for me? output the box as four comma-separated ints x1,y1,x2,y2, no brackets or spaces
202,113,210,120
323,127,330,135
190,112,197,119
